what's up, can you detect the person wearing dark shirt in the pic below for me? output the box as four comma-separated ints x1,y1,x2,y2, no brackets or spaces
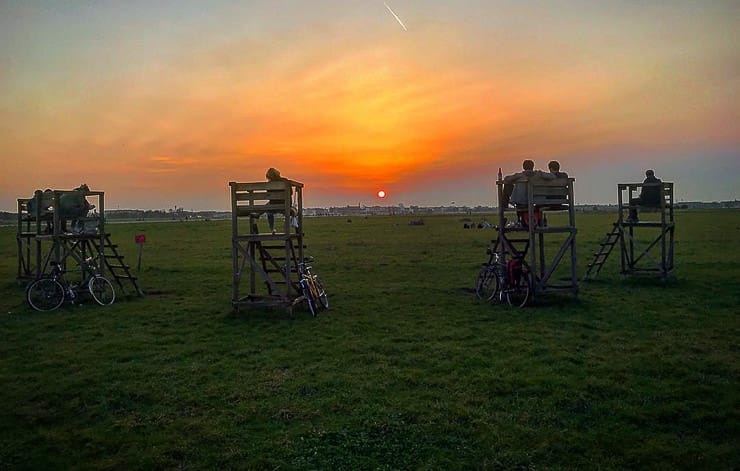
548,160,568,178
628,169,663,222
542,161,570,211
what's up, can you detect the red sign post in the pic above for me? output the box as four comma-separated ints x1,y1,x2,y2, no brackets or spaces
135,234,146,271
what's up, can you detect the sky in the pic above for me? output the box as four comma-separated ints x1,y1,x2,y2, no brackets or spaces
1,0,738,211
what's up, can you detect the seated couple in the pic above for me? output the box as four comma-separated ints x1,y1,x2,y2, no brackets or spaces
501,160,569,227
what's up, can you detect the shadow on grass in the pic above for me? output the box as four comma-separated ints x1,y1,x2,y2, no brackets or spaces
222,305,312,325
620,275,684,289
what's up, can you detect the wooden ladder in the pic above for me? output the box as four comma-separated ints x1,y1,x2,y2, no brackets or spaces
256,238,305,296
92,234,143,296
584,223,621,280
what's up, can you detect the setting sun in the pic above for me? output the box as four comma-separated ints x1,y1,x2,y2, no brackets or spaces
377,190,386,198
0,2,736,211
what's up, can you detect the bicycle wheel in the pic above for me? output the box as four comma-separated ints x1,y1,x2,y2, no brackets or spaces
504,261,531,308
88,276,115,306
475,266,499,302
313,275,329,309
301,279,318,317
27,278,65,312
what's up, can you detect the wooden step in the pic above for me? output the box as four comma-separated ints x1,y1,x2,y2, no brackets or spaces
260,244,307,250
111,274,138,280
106,264,131,270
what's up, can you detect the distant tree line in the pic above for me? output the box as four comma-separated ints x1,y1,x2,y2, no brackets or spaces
0,209,231,224
1,201,737,224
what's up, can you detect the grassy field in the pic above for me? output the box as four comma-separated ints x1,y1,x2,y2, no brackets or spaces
0,210,738,470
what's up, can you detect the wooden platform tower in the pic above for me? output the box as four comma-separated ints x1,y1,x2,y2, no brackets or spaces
493,177,578,302
16,188,142,295
585,182,674,279
229,179,305,312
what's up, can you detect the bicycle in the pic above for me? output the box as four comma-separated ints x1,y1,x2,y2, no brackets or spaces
297,257,328,316
475,250,532,308
26,257,116,312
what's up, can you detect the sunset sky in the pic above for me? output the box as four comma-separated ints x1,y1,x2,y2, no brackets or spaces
1,1,737,211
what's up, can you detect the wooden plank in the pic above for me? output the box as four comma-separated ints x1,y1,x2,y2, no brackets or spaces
233,190,289,202
235,202,287,209
260,244,307,250
17,199,31,212
531,181,570,211
284,179,304,188
230,181,290,191
230,178,304,191
233,234,299,242
235,204,287,217
235,203,278,212
533,226,576,233
531,197,569,205
532,186,569,196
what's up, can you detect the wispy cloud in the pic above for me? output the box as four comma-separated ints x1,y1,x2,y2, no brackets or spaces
1,1,737,209
383,1,407,31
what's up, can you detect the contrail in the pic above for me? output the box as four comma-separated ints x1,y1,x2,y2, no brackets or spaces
384,1,408,31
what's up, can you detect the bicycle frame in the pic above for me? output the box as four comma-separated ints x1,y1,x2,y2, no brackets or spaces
476,251,531,307
296,258,328,316
26,257,115,311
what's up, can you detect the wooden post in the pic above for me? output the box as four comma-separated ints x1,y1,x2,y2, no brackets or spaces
135,234,146,271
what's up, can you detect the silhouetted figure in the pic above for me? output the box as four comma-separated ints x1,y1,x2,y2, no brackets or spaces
502,159,554,227
28,189,54,233
548,160,568,178
502,160,555,207
59,184,93,232
541,160,570,212
627,169,663,222
265,168,297,233
28,184,93,233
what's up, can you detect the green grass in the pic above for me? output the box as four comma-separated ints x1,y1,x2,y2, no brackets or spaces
0,211,738,470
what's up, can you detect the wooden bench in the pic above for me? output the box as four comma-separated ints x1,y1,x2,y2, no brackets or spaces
230,181,294,218
530,179,573,210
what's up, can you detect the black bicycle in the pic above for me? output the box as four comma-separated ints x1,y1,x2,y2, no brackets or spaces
26,257,116,312
475,250,531,308
297,257,328,316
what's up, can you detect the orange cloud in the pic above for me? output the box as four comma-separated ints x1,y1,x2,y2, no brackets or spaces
2,8,736,209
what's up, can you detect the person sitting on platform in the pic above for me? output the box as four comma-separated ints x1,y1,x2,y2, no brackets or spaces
28,189,55,233
627,169,662,223
502,159,555,207
548,160,568,178
541,160,571,211
59,183,94,233
502,159,554,227
265,167,298,234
